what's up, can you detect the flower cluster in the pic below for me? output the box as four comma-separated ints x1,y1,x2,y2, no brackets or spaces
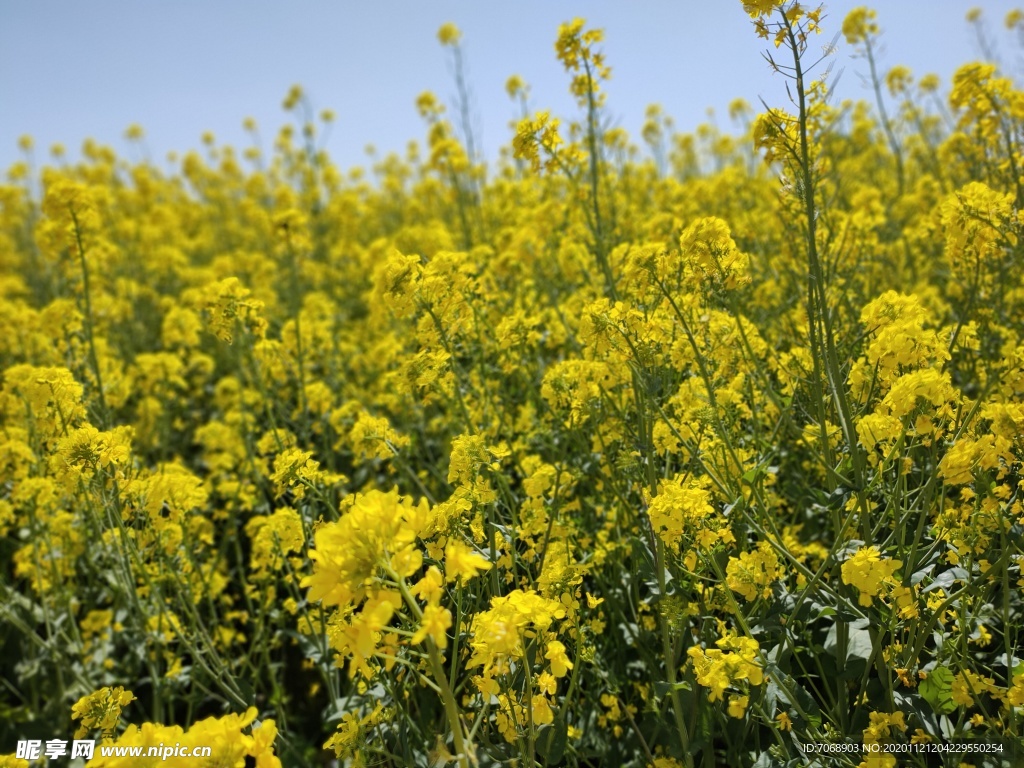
2,5,1024,767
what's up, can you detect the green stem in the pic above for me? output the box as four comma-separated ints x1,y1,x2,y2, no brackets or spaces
390,568,472,768
70,209,108,426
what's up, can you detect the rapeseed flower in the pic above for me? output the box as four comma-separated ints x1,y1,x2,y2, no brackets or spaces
841,547,902,606
71,686,135,738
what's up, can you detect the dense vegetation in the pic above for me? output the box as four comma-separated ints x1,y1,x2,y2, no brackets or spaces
2,3,1024,766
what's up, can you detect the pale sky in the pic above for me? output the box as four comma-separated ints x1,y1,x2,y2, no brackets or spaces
2,1,1021,176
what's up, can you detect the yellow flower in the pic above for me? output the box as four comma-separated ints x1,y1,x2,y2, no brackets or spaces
323,704,385,759
646,475,731,553
185,277,267,342
412,604,453,648
251,719,283,768
346,410,410,460
437,22,461,46
536,671,557,695
246,507,306,574
886,65,913,97
71,686,136,738
447,433,489,484
469,590,567,675
268,447,331,499
304,488,430,608
531,694,555,725
444,539,491,583
545,640,574,678
842,7,879,44
282,83,303,110
512,111,563,174
862,710,906,746
414,91,444,125
726,541,783,601
727,695,749,718
2,365,85,439
841,547,902,606
677,216,750,290
475,675,500,698
951,670,1000,707
741,0,783,21
1008,672,1024,706
272,207,310,251
687,632,763,702
505,75,527,99
411,565,444,605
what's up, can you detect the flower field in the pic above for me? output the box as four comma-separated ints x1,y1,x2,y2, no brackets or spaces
4,3,1024,766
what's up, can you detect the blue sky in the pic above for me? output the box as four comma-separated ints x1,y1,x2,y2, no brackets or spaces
2,1,1021,175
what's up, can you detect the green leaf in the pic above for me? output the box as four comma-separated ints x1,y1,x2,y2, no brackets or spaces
824,618,873,676
653,680,692,701
919,666,957,715
922,568,968,593
236,679,256,707
764,662,822,729
536,716,568,764
742,466,766,484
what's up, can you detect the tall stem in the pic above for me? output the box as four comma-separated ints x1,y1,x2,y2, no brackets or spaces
391,570,472,768
70,210,108,426
583,59,617,301
784,17,870,538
